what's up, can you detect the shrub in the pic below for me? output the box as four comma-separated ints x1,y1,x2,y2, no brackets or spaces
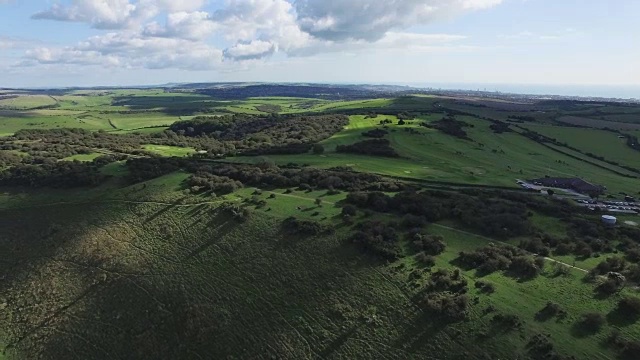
282,217,329,235
618,296,640,317
509,256,543,279
535,302,565,321
413,233,446,256
622,341,640,360
415,252,435,267
423,292,469,321
474,280,496,294
577,312,606,333
341,204,357,217
313,144,325,154
492,313,522,330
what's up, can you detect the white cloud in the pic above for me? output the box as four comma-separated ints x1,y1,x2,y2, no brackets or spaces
294,0,504,42
23,0,503,70
22,32,223,70
31,0,146,29
143,11,218,40
223,40,276,60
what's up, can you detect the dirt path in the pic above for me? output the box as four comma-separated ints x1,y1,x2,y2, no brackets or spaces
431,223,588,273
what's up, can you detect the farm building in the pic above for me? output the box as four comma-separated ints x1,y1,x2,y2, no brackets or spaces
529,177,606,196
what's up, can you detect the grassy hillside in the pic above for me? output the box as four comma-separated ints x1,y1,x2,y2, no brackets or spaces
232,115,640,194
3,90,640,360
1,174,639,360
523,124,640,170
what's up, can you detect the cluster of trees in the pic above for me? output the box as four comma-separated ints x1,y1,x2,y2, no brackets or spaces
345,190,533,239
0,151,23,168
0,161,105,188
420,268,469,321
607,330,640,360
489,121,513,134
170,114,349,156
186,163,407,193
423,117,472,140
361,129,388,138
350,221,402,261
458,244,545,279
336,139,400,158
187,173,243,195
2,113,349,167
282,217,330,235
411,232,446,256
126,157,185,183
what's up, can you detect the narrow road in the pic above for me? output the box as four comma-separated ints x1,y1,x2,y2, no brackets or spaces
431,223,588,273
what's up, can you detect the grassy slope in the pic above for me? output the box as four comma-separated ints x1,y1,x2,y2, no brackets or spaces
1,175,638,359
232,115,640,194
61,153,102,162
142,144,196,157
523,124,640,170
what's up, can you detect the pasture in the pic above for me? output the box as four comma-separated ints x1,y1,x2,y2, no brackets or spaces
523,124,640,170
234,114,640,194
557,116,640,130
142,144,196,157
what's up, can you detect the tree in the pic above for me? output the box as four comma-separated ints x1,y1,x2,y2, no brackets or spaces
577,312,606,333
315,198,323,207
313,144,325,154
342,205,357,217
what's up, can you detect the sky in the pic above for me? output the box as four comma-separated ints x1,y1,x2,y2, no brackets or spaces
0,0,638,94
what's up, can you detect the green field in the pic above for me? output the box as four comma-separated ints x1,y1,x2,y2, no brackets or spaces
232,115,640,194
61,153,102,162
523,124,640,170
142,144,196,157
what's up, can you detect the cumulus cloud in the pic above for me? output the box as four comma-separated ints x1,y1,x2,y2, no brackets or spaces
22,32,223,70
23,0,504,70
31,0,153,29
295,0,503,41
223,40,276,60
143,11,218,40
31,0,208,29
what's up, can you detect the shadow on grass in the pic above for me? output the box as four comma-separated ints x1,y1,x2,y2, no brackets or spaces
607,307,640,327
570,322,602,338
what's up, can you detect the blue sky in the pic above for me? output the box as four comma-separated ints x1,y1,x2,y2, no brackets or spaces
0,0,638,92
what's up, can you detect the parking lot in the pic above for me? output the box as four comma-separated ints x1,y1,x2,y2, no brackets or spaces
575,199,639,214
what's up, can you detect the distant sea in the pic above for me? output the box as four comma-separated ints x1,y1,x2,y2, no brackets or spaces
405,83,640,100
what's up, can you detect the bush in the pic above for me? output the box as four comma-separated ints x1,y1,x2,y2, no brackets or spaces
351,221,401,261
492,313,522,330
415,252,435,267
509,256,543,279
313,144,325,154
535,302,565,321
474,280,496,294
618,296,640,317
423,292,469,321
282,217,329,235
341,204,357,217
577,312,606,333
414,234,446,256
622,340,640,360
